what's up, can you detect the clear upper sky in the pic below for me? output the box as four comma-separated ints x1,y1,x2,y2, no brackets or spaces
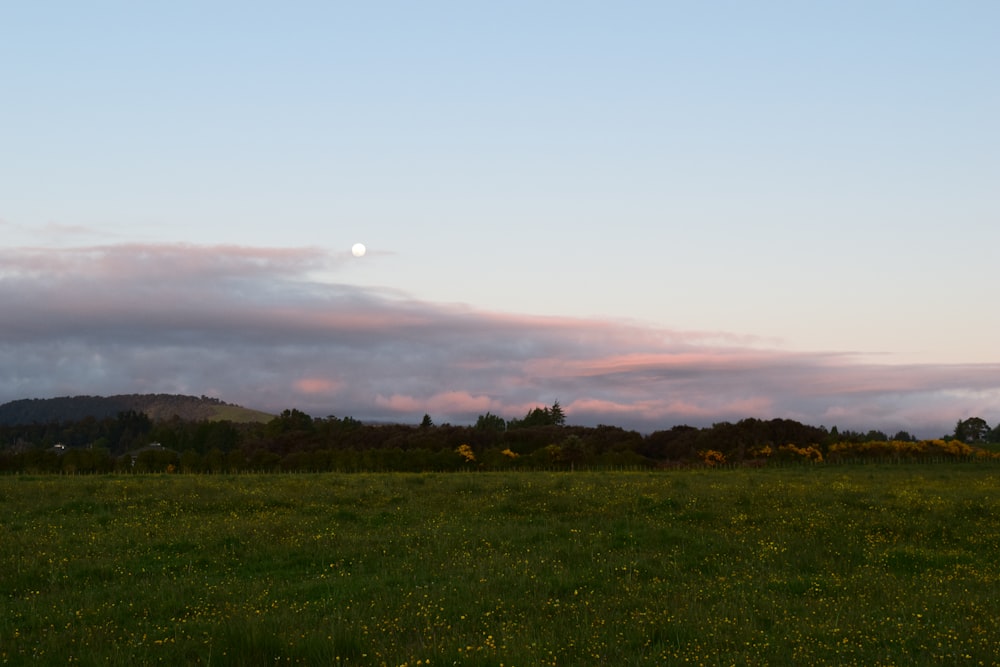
2,2,998,435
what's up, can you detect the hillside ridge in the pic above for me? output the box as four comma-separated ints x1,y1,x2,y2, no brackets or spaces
0,394,274,425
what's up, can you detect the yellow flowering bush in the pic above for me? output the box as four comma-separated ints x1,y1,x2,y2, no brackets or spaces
455,444,476,463
776,443,823,463
827,438,999,461
698,449,726,467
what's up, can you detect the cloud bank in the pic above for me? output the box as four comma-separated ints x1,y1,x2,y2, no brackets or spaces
2,243,999,437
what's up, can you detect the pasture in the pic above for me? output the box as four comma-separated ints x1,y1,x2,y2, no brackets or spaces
2,466,999,665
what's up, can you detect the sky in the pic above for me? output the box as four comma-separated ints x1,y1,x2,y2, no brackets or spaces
2,2,998,437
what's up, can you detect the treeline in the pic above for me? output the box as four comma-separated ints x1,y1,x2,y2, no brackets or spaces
2,403,999,474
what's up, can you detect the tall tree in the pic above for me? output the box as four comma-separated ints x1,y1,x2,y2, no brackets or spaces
550,400,566,426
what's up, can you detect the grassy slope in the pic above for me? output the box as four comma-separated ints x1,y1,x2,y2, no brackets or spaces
2,466,999,665
201,403,274,423
124,395,275,423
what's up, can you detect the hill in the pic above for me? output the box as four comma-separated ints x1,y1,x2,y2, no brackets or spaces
0,394,274,425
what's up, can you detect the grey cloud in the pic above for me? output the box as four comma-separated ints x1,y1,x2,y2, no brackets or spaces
2,243,999,437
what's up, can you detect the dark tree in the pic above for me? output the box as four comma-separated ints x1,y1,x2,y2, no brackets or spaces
954,417,990,443
550,400,566,426
267,409,315,435
475,412,507,432
641,425,699,460
509,402,566,429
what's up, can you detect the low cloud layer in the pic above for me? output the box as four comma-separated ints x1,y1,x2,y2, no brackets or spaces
2,243,999,437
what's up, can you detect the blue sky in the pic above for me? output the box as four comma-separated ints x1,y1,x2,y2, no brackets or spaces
2,2,998,435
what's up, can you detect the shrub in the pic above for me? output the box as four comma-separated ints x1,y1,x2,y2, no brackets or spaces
698,449,726,467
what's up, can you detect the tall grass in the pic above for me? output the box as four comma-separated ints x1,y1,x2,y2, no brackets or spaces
2,466,999,665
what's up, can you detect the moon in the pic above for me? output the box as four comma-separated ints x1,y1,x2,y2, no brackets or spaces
351,243,366,258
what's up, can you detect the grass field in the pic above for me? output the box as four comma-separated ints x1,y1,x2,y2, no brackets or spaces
2,466,999,665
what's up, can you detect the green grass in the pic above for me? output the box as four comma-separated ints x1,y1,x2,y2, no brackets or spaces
2,466,999,665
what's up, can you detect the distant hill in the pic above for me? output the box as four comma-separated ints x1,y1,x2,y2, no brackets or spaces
0,394,275,425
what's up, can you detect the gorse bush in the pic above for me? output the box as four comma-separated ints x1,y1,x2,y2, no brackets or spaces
827,439,981,461
697,449,726,466
777,443,824,463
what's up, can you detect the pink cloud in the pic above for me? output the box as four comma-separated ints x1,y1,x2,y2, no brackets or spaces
376,391,503,416
293,378,343,395
566,396,775,421
524,350,787,378
565,398,676,418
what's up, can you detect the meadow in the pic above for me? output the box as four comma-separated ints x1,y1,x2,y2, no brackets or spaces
2,466,999,666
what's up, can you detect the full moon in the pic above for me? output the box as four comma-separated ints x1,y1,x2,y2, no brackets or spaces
351,243,366,257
